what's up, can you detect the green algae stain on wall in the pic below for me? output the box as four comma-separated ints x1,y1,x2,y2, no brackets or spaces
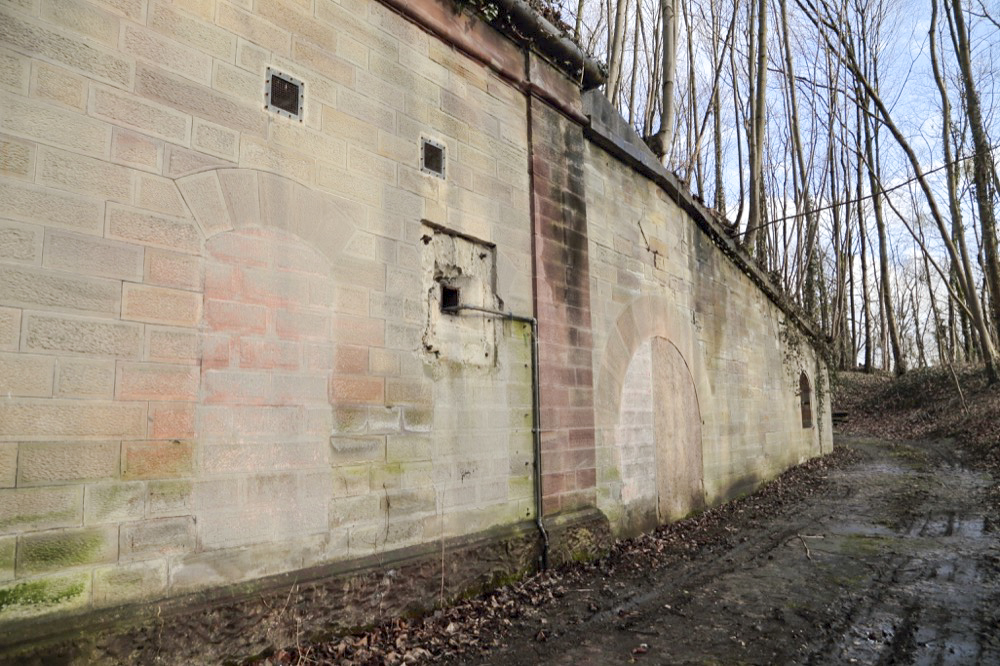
0,572,90,620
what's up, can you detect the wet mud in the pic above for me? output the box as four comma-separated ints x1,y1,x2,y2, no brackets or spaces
475,438,1000,665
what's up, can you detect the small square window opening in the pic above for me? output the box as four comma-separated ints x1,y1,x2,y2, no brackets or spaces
440,284,460,312
266,68,304,121
421,138,446,178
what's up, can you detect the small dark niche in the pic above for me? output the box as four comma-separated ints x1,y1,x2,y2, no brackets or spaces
440,284,460,312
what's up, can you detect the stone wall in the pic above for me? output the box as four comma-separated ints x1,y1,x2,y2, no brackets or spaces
0,0,536,625
0,0,831,656
583,93,834,535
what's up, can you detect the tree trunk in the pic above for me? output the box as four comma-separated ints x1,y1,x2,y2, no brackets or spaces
947,0,1000,343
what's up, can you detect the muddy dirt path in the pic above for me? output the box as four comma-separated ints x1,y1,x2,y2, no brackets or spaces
474,438,1000,665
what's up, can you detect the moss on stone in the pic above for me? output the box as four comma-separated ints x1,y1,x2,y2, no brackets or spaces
20,528,114,575
0,575,87,615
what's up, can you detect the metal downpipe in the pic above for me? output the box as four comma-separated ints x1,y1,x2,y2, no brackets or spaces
442,304,549,571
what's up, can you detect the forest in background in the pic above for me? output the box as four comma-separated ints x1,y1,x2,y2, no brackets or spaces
517,0,1000,381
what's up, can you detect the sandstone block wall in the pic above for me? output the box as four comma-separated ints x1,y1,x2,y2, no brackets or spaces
0,0,535,622
0,0,832,643
585,139,833,534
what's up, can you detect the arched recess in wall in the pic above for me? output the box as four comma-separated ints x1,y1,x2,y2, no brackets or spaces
594,295,708,534
799,371,813,429
176,168,357,550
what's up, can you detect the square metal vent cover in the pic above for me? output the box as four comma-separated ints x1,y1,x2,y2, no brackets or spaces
421,137,446,178
265,68,303,121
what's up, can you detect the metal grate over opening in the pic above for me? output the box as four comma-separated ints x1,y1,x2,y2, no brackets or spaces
421,138,446,178
265,68,303,121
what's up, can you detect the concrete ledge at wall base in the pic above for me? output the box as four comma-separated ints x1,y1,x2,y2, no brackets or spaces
0,508,610,665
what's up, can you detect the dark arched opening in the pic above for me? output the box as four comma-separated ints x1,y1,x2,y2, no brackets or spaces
799,372,813,428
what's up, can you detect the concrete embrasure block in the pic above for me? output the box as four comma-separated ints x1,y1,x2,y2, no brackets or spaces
16,525,119,576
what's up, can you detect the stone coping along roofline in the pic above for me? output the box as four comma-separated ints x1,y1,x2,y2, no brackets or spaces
379,0,606,90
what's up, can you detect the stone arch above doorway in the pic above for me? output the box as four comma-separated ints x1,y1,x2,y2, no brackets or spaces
176,168,356,257
170,168,365,550
596,296,707,533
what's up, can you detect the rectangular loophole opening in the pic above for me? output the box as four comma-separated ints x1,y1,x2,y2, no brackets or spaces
440,284,460,313
421,138,445,178
266,68,303,121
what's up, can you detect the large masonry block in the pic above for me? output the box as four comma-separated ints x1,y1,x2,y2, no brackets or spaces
0,352,54,398
0,400,146,441
115,363,199,402
0,264,121,316
17,441,119,486
122,440,194,480
1,95,110,157
0,180,104,235
16,526,119,576
106,205,202,255
91,85,192,145
121,283,203,327
0,486,82,535
42,230,145,281
23,312,144,359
